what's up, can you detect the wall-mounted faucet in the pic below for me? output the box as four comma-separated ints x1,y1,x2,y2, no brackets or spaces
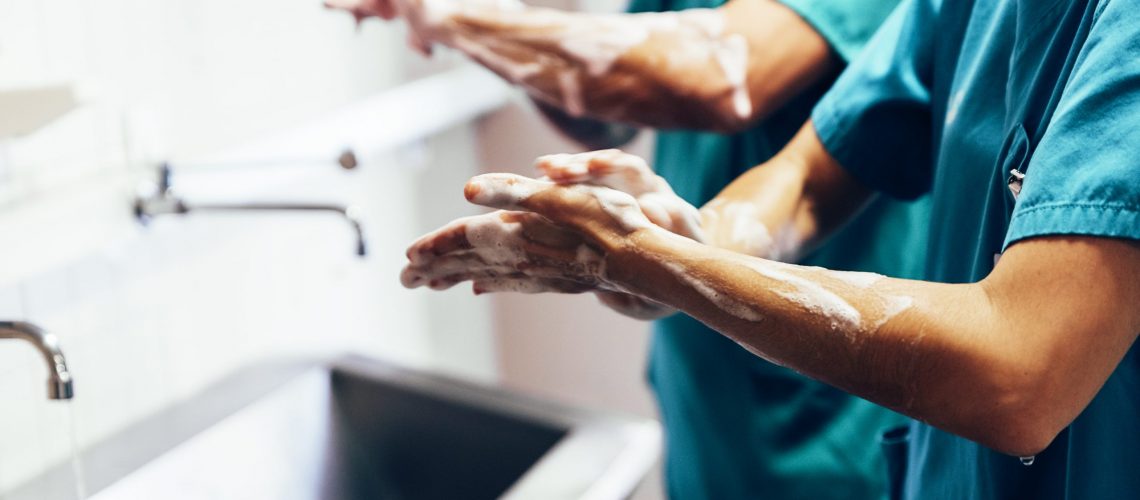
133,163,367,257
0,321,74,400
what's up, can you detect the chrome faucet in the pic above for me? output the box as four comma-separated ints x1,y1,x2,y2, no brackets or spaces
133,163,367,257
0,321,74,400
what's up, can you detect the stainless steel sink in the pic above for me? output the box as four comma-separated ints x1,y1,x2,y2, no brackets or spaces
10,356,660,500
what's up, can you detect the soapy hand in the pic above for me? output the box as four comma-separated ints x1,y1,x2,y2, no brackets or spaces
536,150,704,242
324,0,392,21
402,151,712,320
402,174,671,312
324,0,463,55
401,210,608,294
535,150,708,319
403,171,681,319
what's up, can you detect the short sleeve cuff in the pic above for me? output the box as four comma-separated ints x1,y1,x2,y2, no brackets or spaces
1004,202,1140,249
810,97,895,196
780,0,898,62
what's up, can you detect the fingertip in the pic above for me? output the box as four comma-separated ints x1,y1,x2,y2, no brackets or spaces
405,243,429,264
399,267,424,289
464,173,540,209
536,153,588,181
586,157,612,175
533,156,556,176
463,178,484,202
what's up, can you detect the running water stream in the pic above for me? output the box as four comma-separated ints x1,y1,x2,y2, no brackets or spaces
65,402,88,500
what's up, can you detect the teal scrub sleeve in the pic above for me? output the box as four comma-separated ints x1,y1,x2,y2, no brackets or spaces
810,0,936,200
631,0,902,63
1004,0,1140,248
779,0,902,62
627,0,671,14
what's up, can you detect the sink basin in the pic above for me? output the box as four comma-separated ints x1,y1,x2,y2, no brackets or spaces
10,356,660,500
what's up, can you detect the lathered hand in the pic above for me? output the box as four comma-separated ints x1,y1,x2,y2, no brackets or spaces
402,172,677,320
325,0,518,54
535,150,705,319
536,150,704,241
326,0,753,127
402,210,606,294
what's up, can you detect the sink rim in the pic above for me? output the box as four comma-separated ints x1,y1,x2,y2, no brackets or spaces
330,355,662,500
8,354,661,500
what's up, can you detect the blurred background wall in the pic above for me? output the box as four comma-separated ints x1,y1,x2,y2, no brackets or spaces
0,0,661,497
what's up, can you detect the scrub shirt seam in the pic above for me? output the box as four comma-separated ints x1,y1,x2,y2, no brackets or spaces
1014,201,1140,215
1004,202,1140,249
811,101,851,164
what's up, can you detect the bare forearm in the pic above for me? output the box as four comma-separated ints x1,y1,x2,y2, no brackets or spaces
612,230,973,429
699,123,874,259
610,229,1140,457
426,0,836,131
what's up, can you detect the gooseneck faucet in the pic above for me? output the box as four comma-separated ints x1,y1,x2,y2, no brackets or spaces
133,163,367,257
0,321,74,400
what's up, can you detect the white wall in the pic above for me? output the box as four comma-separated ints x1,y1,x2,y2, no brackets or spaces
0,0,665,496
0,0,498,494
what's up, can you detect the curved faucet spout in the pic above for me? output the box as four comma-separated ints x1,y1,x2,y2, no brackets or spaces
133,164,368,257
186,202,367,257
0,321,74,400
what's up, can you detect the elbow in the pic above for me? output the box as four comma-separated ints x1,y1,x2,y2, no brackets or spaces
701,93,762,134
966,359,1070,457
707,113,754,134
976,409,1063,458
659,80,763,133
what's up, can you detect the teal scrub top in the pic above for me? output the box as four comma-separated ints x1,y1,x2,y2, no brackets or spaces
812,0,1140,498
626,0,931,498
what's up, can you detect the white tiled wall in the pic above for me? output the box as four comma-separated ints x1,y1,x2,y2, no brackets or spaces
0,0,497,494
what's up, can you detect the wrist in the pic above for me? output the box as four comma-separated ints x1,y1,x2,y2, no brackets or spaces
601,226,681,290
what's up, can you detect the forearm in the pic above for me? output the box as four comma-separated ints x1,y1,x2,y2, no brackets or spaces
699,123,874,259
608,230,1140,456
423,0,836,131
610,230,1010,452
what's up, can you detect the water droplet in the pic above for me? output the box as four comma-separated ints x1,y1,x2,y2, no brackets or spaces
1019,456,1035,466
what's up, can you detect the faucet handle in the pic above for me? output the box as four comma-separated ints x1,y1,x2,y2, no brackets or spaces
158,162,173,192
